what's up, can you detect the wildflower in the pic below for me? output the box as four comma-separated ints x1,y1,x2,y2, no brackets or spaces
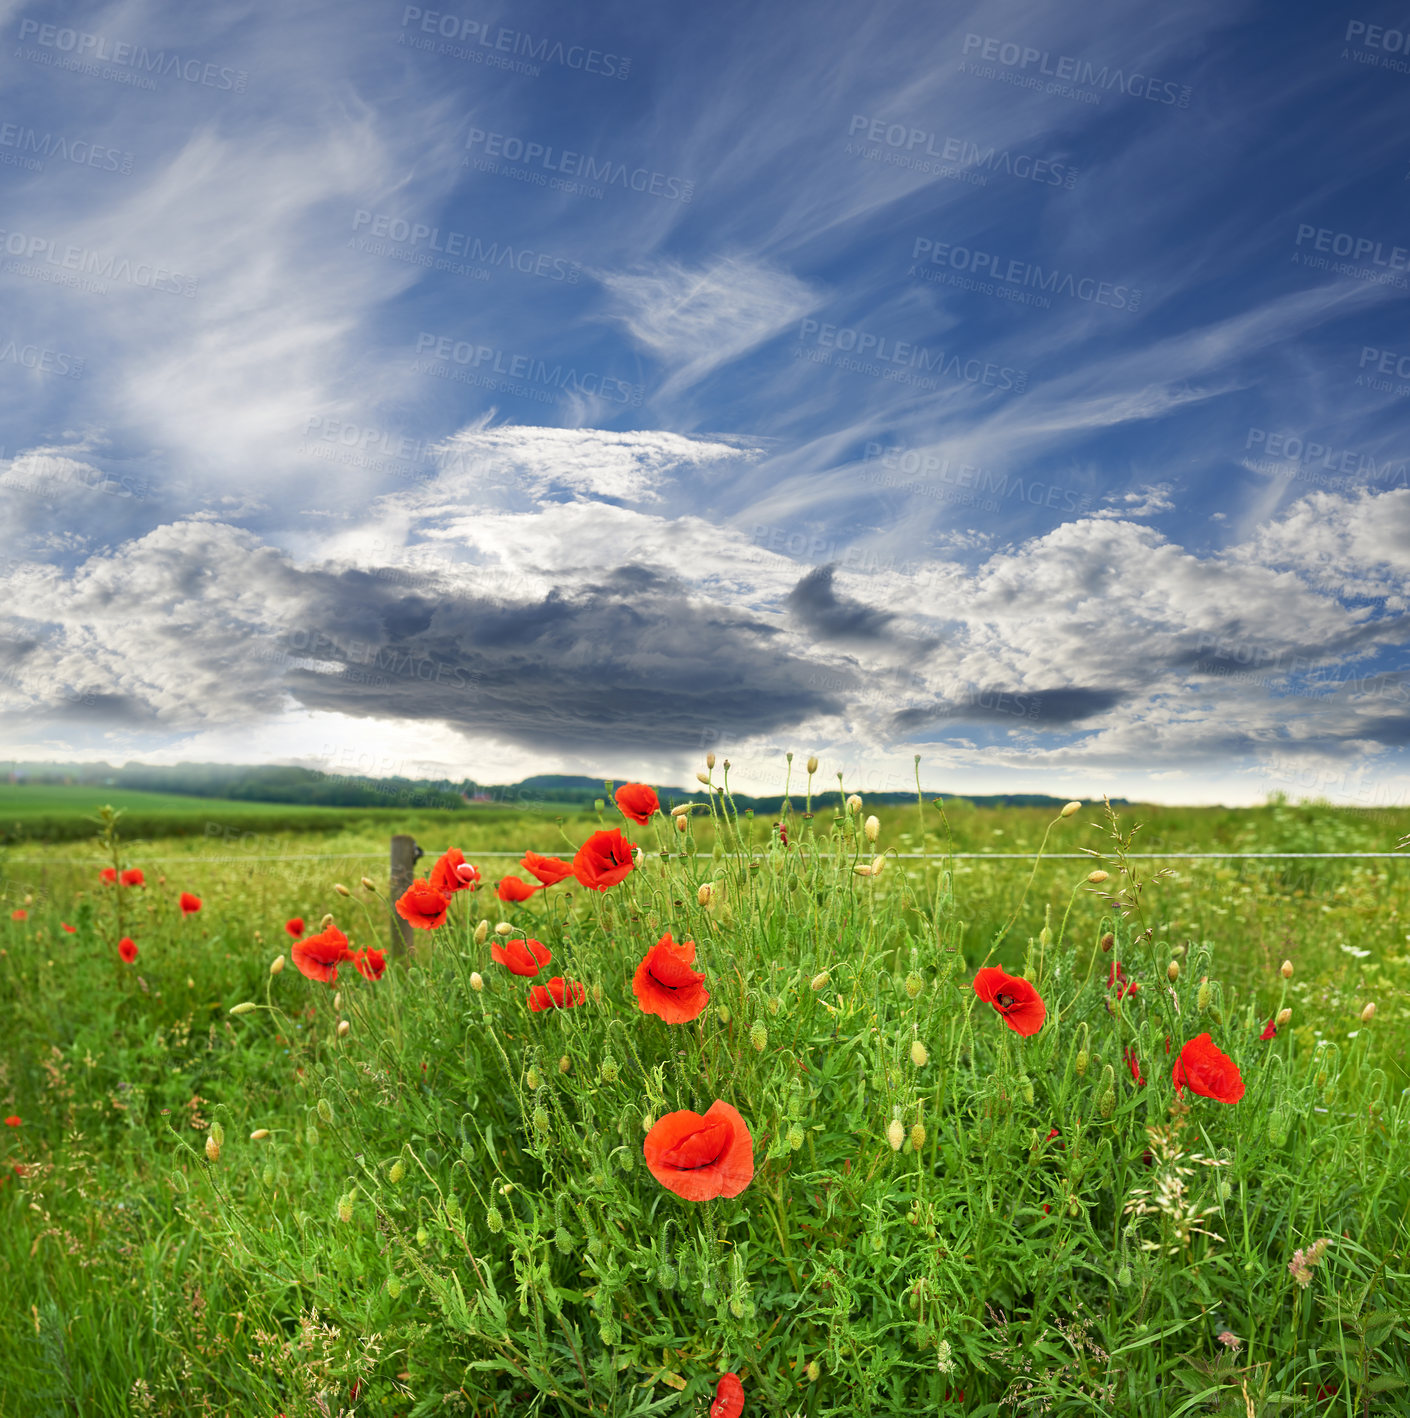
972,967,1046,1036
1172,1033,1244,1104
1360,1002,1376,1023
1123,1046,1145,1087
887,1118,905,1150
270,954,286,975
615,783,660,824
1259,1016,1278,1040
1281,959,1294,979
710,1372,745,1418
292,924,352,984
1216,1330,1241,1353
496,875,542,904
1060,800,1082,817
4,1116,19,1127
429,848,479,895
1108,961,1139,999
285,918,305,938
119,937,138,963
572,828,638,892
351,947,387,981
333,883,352,897
10,909,26,921
178,892,201,917
61,923,76,934
643,1101,754,1200
1288,1237,1332,1288
120,868,145,887
632,933,709,1024
394,879,450,930
99,867,117,885
527,976,586,1012
491,937,552,977
521,851,574,887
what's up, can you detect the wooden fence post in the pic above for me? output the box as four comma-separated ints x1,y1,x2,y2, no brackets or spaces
390,833,421,956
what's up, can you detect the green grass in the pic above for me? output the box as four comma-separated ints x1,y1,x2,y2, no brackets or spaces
1,793,1408,1415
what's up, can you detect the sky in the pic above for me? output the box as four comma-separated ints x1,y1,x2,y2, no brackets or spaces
0,0,1408,807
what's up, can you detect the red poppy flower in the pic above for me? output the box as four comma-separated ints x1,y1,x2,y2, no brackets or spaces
179,892,202,916
615,782,660,825
10,909,26,921
632,933,709,1024
496,875,542,903
99,867,117,885
1108,962,1139,1000
395,879,449,930
1259,1017,1277,1041
643,1100,754,1201
491,937,552,977
429,847,479,895
351,947,387,981
118,937,138,963
972,967,1046,1036
292,924,352,984
521,851,575,887
527,976,586,1012
777,822,788,847
120,868,145,887
1124,1046,1146,1087
710,1373,744,1418
1047,1126,1060,1141
1172,1033,1244,1104
572,828,637,892
285,917,305,938
61,922,76,934
4,1116,20,1127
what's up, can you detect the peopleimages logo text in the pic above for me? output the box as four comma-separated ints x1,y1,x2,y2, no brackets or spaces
960,33,1191,106
415,332,646,406
846,114,1076,187
796,319,1027,392
464,128,693,202
911,238,1141,310
351,211,580,282
399,7,630,78
15,18,248,91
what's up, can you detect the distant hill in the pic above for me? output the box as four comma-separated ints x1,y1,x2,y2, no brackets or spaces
0,759,1125,813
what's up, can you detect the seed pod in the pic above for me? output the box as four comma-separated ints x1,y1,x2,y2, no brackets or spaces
317,1099,333,1124
337,1193,354,1224
1061,801,1082,818
470,971,484,991
474,920,489,945
910,1122,926,1150
1099,932,1114,953
1281,959,1294,979
1087,870,1109,884
270,955,286,975
810,970,830,991
910,1039,929,1068
750,1021,768,1051
389,1158,405,1184
250,1128,270,1142
887,1118,905,1151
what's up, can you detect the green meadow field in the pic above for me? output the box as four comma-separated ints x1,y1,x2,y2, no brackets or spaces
1,783,1407,1415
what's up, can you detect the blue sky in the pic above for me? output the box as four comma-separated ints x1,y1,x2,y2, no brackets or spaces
1,0,1408,806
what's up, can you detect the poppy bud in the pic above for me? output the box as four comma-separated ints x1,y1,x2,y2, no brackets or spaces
696,772,711,786
1281,959,1293,979
526,1064,542,1091
337,1193,354,1224
262,1163,275,1186
806,1360,821,1381
1019,1074,1034,1106
846,793,862,814
787,1122,805,1150
806,756,819,775
387,1276,403,1298
1087,870,1109,884
389,1159,405,1184
1117,1263,1132,1286
910,1040,928,1068
210,1121,224,1147
306,1124,319,1147
318,1099,333,1124
1361,1001,1376,1023
698,883,714,906
1268,1111,1289,1147
559,1055,570,1074
229,1001,257,1016
270,955,285,975
533,1104,550,1134
1099,933,1114,953
1060,800,1082,818
334,883,351,897
333,991,341,1011
676,815,687,833
361,876,376,890
706,753,715,769
416,1225,428,1247
864,815,880,842
642,1112,655,1132
1167,960,1180,982
474,920,489,945
870,854,886,876
486,1205,503,1233
750,1021,768,1051
320,913,335,929
718,1004,730,1023
766,994,782,1018
1076,1047,1089,1076
250,1128,270,1141
1276,1007,1292,1027
600,1055,619,1084
1197,980,1211,1011
887,1118,905,1150
470,971,483,991
811,970,830,990
205,1135,221,1163
910,1122,926,1150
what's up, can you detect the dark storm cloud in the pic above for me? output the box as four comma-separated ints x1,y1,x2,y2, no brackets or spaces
785,564,897,642
889,686,1128,735
278,566,853,753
